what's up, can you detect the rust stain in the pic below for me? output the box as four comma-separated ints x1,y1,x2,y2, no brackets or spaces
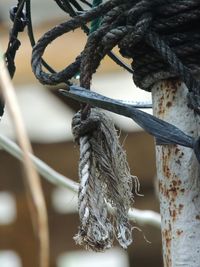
159,178,184,201
175,147,180,155
157,79,181,116
166,101,172,108
174,146,184,160
159,146,185,223
172,180,177,186
176,229,183,236
168,186,178,197
162,147,172,179
168,179,183,198
163,79,179,102
167,79,179,93
163,227,172,267
158,95,165,115
156,79,186,267
169,207,176,222
169,209,176,221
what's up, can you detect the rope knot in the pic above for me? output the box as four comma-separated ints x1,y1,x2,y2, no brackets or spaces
72,108,140,251
72,110,100,142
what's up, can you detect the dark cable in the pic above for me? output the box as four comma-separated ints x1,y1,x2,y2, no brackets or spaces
1,0,27,118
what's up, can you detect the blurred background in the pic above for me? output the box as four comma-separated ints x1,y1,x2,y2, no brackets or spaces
0,1,162,266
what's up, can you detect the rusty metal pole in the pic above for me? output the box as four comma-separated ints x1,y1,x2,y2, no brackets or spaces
152,79,200,266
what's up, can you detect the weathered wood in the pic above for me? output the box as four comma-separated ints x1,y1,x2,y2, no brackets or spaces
152,79,200,267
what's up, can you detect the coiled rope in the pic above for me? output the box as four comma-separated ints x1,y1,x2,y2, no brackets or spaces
5,0,200,251
31,0,200,250
32,0,200,113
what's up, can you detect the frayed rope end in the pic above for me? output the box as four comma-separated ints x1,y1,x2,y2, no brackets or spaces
72,108,140,251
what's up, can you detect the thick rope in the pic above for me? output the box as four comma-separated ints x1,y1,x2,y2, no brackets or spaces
29,0,200,250
30,0,200,250
32,0,200,113
1,0,27,118
72,108,139,251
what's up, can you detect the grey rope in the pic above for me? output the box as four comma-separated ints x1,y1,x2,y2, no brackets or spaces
31,0,200,250
72,108,138,251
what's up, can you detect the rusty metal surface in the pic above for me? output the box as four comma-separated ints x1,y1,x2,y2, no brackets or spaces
152,80,200,267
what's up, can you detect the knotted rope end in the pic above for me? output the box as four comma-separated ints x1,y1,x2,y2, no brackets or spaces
72,108,140,251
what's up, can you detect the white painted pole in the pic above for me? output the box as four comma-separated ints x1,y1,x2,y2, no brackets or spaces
152,79,200,266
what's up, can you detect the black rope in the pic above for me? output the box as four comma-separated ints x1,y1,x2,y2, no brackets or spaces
31,0,118,85
1,0,27,118
32,0,200,114
4,0,200,163
1,0,133,119
5,0,27,78
36,0,200,164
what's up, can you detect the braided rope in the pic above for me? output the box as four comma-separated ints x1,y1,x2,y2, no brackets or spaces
30,0,200,250
72,108,138,251
75,135,114,251
32,0,200,113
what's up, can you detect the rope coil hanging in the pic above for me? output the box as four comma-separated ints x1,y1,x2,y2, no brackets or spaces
5,0,200,251
30,0,200,250
72,108,139,251
32,0,200,113
3,0,142,252
71,2,139,246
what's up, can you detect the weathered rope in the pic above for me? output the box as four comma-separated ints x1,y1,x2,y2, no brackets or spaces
1,0,27,118
30,0,200,249
32,0,200,113
6,0,200,251
4,0,141,252
1,0,132,118
72,108,139,251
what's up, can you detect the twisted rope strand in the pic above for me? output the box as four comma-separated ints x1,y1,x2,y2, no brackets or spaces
31,0,200,113
72,108,137,251
31,0,200,251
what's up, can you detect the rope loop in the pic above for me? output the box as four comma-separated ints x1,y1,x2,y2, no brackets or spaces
71,108,139,251
30,0,200,114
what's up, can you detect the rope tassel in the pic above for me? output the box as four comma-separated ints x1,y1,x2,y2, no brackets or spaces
72,108,139,251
